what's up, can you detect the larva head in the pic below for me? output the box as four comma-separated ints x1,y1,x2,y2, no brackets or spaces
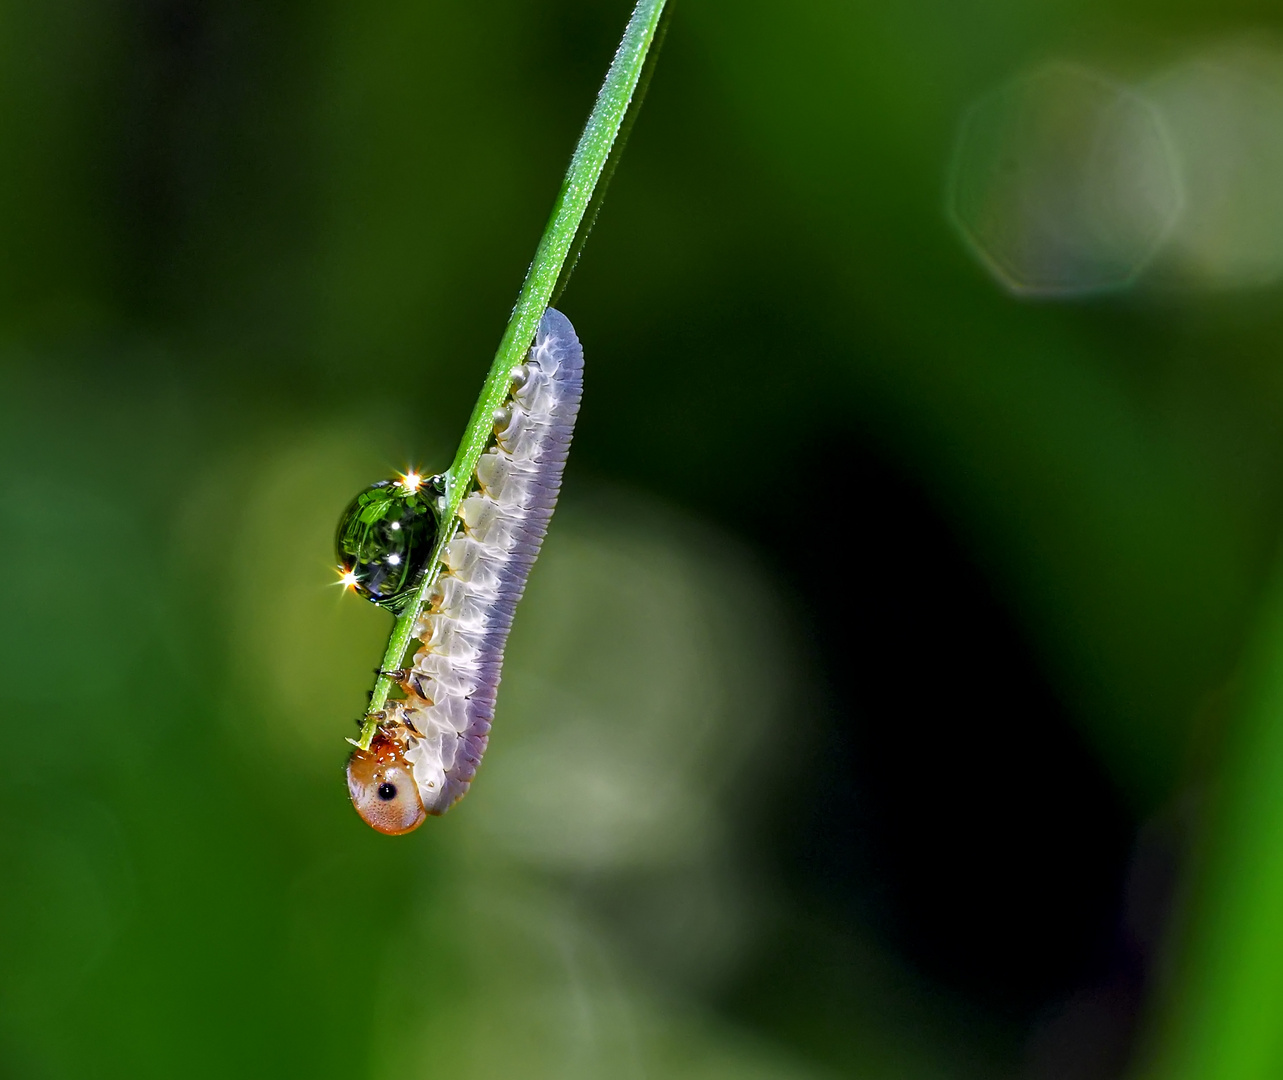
335,474,443,612
346,731,426,835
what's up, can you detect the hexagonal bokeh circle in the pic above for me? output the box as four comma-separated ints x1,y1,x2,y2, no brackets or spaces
948,63,1183,296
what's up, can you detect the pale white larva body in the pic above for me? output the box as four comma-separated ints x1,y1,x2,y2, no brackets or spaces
393,307,583,815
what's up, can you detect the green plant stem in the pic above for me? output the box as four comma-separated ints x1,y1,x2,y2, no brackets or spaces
355,0,669,750
1134,552,1283,1080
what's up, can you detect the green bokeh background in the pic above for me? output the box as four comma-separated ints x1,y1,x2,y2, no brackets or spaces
5,1,1283,1077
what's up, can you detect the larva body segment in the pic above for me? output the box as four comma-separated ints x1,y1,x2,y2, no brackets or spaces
398,307,583,815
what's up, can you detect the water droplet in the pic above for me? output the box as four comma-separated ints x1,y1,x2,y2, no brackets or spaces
334,477,441,611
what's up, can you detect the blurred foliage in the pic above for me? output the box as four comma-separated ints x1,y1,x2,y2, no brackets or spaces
5,0,1283,1077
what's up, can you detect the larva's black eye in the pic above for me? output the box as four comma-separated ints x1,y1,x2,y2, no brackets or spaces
377,782,397,801
335,475,442,612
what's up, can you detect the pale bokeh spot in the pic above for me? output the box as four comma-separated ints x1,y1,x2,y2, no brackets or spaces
949,63,1182,296
1145,40,1283,287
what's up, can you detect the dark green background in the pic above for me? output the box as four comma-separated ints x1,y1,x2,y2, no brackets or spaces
3,1,1282,1076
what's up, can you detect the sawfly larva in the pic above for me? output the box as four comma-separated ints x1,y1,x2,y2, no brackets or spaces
339,308,583,834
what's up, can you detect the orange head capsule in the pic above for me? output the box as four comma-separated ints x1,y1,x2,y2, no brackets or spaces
346,730,426,835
